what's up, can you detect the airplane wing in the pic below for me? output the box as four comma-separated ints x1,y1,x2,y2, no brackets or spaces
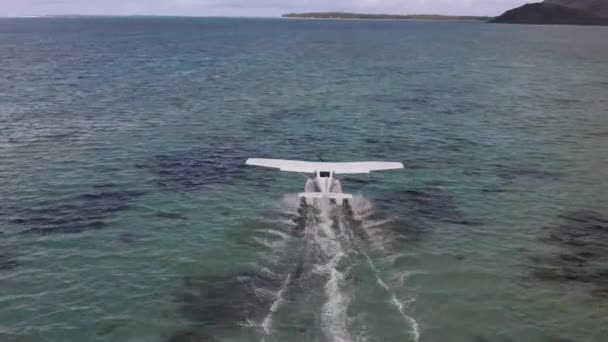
246,158,403,174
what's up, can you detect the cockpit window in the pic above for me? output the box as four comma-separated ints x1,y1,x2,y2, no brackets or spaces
319,171,331,178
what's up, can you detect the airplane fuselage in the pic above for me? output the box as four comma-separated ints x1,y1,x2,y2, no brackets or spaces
315,171,334,194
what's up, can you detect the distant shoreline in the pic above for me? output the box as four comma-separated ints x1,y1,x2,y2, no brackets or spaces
282,12,491,22
282,17,487,22
0,14,491,22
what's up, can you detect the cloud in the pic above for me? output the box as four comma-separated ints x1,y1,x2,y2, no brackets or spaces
2,0,529,17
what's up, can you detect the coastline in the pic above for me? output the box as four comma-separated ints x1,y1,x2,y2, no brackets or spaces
281,16,488,22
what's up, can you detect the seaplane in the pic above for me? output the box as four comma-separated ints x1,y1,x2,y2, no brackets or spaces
246,158,404,205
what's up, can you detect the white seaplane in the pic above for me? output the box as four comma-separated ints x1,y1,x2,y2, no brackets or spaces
246,158,404,205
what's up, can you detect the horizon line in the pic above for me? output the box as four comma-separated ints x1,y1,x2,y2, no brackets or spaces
0,10,500,19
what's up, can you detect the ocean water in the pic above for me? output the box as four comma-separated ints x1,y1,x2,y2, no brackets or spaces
1,17,608,342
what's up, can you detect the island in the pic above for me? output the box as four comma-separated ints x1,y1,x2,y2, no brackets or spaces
490,1,608,26
282,12,491,21
544,0,608,18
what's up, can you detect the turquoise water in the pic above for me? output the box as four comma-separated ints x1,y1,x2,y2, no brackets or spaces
1,18,608,342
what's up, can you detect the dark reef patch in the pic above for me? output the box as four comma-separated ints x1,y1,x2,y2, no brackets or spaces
443,137,479,153
548,337,576,342
382,185,477,226
136,143,274,192
0,254,19,272
176,272,278,328
98,322,124,336
156,212,189,220
245,104,319,131
379,217,428,241
471,336,519,342
472,336,492,342
480,187,509,194
532,210,608,297
118,232,138,245
166,330,214,342
493,163,561,182
464,163,562,189
364,94,432,108
11,186,145,235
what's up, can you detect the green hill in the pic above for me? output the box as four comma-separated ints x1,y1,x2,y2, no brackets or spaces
490,3,608,26
543,0,608,17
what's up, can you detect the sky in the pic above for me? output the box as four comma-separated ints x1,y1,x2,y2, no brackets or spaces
1,0,532,17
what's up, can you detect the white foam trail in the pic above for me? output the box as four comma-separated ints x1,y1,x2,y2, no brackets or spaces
362,251,420,342
323,262,351,342
256,228,290,240
253,236,285,249
340,202,421,342
278,194,301,213
387,253,407,264
315,201,353,342
261,273,291,335
259,267,275,278
349,195,375,219
361,218,394,230
261,217,297,227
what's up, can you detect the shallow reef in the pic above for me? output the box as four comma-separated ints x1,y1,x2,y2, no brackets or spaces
533,210,608,297
136,143,273,192
10,185,145,235
0,254,19,272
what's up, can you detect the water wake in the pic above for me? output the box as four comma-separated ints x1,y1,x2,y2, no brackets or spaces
316,205,352,342
261,273,291,335
247,195,421,342
341,198,421,342
361,251,420,342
